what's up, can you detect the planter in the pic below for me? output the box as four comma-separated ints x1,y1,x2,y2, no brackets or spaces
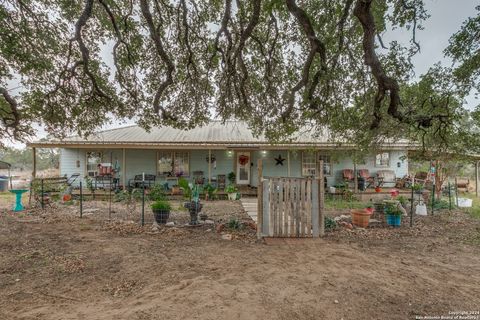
375,187,382,193
351,209,371,228
228,192,237,200
385,214,401,227
184,201,203,225
153,209,170,224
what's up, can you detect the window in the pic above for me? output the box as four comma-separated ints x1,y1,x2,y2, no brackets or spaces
318,154,332,176
157,151,189,177
375,152,390,167
86,152,102,177
302,152,317,176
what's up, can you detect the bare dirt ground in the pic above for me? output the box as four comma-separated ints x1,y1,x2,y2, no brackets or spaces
1,199,480,320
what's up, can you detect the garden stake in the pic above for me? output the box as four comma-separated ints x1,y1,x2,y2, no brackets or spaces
431,183,435,215
108,177,112,220
141,183,145,226
41,179,44,209
448,182,452,210
410,184,414,227
80,181,83,218
455,178,459,207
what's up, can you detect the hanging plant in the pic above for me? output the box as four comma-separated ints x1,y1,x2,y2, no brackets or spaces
206,154,216,163
238,155,249,166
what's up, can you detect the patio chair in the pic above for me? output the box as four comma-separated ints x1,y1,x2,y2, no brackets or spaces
357,169,375,188
129,174,156,189
342,169,354,183
217,174,226,189
193,171,205,185
376,170,396,187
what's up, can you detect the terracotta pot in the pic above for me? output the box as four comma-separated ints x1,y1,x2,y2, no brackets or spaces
351,209,371,228
375,187,382,193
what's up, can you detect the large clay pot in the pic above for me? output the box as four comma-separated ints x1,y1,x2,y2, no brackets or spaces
351,209,371,228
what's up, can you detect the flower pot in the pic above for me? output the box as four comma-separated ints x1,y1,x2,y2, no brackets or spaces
153,209,170,224
228,192,237,200
385,214,401,227
351,209,371,228
375,187,382,193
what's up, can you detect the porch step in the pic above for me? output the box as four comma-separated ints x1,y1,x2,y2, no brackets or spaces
240,198,258,223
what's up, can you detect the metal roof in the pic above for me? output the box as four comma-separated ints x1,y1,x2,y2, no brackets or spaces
28,121,414,149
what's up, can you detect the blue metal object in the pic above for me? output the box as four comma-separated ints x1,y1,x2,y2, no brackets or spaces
9,189,28,211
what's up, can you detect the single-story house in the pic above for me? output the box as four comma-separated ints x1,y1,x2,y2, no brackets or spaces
28,121,413,192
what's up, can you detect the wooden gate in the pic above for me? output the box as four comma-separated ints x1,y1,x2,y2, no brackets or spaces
261,177,323,237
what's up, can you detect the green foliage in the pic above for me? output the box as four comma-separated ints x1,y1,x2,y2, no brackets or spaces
396,196,408,207
114,188,142,203
324,216,337,230
0,147,59,171
151,200,171,211
225,184,238,193
227,172,236,184
227,218,242,230
384,201,402,216
148,184,166,202
178,178,192,200
324,197,365,210
204,184,218,199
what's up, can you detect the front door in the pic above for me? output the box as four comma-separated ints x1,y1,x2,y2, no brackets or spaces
236,152,251,185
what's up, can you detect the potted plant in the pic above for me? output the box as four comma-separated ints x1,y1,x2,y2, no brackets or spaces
225,184,238,200
375,186,382,193
204,184,217,201
151,200,172,224
384,200,402,227
227,172,236,185
365,204,374,214
351,208,372,228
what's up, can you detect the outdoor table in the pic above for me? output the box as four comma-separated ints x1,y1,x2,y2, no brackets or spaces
9,189,28,211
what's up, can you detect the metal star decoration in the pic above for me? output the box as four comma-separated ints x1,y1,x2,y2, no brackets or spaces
274,155,286,166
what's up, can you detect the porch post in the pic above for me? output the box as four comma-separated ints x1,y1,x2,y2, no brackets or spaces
32,147,37,178
353,162,358,193
257,159,263,239
122,148,126,189
208,149,212,184
319,159,325,237
287,151,291,176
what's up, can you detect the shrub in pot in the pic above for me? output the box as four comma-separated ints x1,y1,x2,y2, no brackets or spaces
151,200,172,224
351,209,372,228
225,184,238,200
384,200,402,227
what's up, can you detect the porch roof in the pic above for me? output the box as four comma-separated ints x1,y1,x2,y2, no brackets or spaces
28,121,414,150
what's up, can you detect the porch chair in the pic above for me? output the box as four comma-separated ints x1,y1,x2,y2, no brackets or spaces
357,169,375,188
193,171,205,185
376,170,396,187
217,174,226,189
342,169,354,183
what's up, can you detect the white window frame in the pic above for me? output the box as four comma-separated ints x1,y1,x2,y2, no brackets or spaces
318,154,332,176
302,151,317,176
157,151,190,177
86,151,102,177
375,152,390,168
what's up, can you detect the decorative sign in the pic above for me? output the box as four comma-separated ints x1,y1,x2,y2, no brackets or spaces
275,155,286,166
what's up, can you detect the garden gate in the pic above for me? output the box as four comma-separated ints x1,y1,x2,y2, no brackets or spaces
259,175,325,238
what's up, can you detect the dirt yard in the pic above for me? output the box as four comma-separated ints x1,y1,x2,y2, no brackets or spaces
1,199,480,320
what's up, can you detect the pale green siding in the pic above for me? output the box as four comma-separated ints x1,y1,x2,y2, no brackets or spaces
59,148,409,188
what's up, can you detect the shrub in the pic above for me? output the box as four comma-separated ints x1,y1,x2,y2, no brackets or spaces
178,177,192,199
227,218,242,230
148,184,166,202
225,184,237,193
325,216,337,230
151,200,171,211
227,172,236,184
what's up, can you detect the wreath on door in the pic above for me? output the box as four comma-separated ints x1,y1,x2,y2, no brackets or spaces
238,154,249,166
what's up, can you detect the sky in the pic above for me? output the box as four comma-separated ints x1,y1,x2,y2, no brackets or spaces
5,0,479,149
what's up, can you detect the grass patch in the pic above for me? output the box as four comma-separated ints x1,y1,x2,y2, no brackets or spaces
324,197,365,210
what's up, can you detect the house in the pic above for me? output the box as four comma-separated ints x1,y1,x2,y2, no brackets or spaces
28,121,413,192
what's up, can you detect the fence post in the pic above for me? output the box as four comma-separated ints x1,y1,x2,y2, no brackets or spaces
431,182,435,215
319,160,325,237
455,177,459,207
80,181,83,218
108,177,112,220
410,183,414,227
41,179,44,209
141,183,145,226
257,159,263,240
448,181,452,211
